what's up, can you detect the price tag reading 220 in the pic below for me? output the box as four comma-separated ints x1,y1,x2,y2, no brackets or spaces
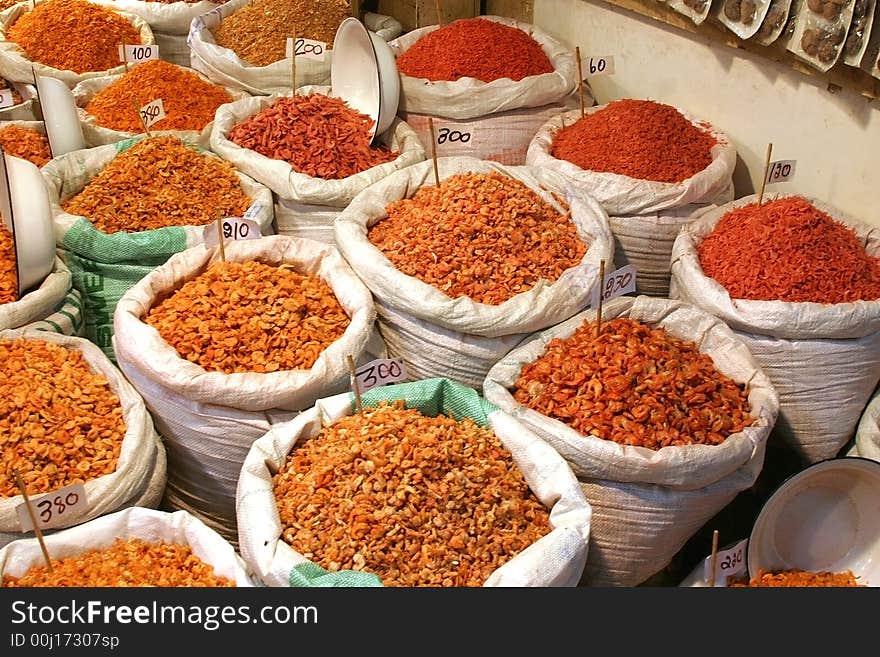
703,538,748,586
354,358,408,394
16,482,88,532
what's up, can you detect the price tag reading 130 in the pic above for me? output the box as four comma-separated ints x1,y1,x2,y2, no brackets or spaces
202,217,262,248
703,538,748,586
765,159,796,184
16,482,88,532
354,358,409,394
591,264,637,308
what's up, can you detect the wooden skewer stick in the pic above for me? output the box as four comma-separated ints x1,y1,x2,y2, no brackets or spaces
290,24,297,95
758,142,773,206
13,469,52,571
215,213,226,262
350,0,359,19
575,46,585,119
131,96,151,137
347,354,363,414
709,529,720,587
434,0,443,26
595,259,606,338
121,42,129,74
427,117,440,187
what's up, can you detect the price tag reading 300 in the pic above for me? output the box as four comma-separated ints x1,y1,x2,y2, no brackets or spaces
354,358,409,394
16,482,88,532
591,264,637,308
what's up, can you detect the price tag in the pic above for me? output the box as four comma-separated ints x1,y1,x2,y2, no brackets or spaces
583,56,615,75
765,159,796,184
137,98,165,129
0,89,15,109
118,44,159,64
703,538,748,586
436,126,473,145
354,358,409,393
590,264,637,308
286,37,326,60
17,483,88,532
202,217,262,247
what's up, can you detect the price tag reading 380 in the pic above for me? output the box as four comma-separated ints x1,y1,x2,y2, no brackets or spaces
354,358,408,394
286,37,326,60
765,159,796,184
138,98,166,129
703,538,748,586
591,264,637,308
0,89,14,109
118,44,159,63
202,217,262,248
16,482,88,532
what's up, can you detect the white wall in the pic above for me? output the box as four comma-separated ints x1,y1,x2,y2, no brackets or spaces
533,0,879,224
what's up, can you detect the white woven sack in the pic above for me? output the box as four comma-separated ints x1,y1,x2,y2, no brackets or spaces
0,329,161,536
72,66,249,148
334,156,615,389
526,107,737,216
0,507,254,586
112,235,379,541
0,255,70,330
399,96,581,167
273,197,340,245
0,2,155,87
153,31,191,67
108,0,216,35
389,15,577,120
853,389,880,462
210,87,426,206
43,137,275,247
483,295,779,586
21,286,84,336
670,194,880,463
236,390,591,587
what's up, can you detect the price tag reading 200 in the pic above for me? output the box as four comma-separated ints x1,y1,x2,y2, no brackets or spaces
354,358,409,394
285,37,326,60
16,482,88,532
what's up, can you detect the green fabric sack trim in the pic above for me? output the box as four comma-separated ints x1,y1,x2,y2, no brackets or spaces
61,217,188,264
289,562,383,588
354,377,498,428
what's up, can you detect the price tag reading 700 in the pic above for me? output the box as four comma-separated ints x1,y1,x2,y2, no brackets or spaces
354,358,409,394
16,482,88,532
591,264,637,308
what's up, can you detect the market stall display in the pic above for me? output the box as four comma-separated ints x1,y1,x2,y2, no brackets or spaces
0,330,165,548
211,86,424,244
113,235,382,543
72,59,248,148
0,0,155,88
483,295,778,586
527,99,736,297
788,0,856,70
0,507,253,586
42,134,273,359
389,15,582,165
670,195,880,463
236,377,592,587
334,157,613,389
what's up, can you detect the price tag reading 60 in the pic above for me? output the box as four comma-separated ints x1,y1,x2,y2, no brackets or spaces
16,482,88,532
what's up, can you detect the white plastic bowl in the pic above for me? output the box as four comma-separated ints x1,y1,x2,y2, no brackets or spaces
35,76,84,157
748,457,880,586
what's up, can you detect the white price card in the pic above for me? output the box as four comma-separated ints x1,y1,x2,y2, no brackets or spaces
138,98,166,129
436,125,473,146
17,482,88,532
591,264,637,308
354,358,409,394
286,37,327,60
202,217,262,248
703,538,748,586
765,159,796,184
0,89,15,109
118,44,159,64
583,56,615,75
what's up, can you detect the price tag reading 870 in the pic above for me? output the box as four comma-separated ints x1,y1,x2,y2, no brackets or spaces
202,217,262,248
286,37,326,60
703,538,748,586
16,482,88,532
138,98,166,129
590,264,637,308
354,358,409,394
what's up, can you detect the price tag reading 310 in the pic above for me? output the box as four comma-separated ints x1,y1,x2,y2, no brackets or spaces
765,159,796,184
16,482,88,532
138,98,165,129
591,264,637,308
354,358,408,394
